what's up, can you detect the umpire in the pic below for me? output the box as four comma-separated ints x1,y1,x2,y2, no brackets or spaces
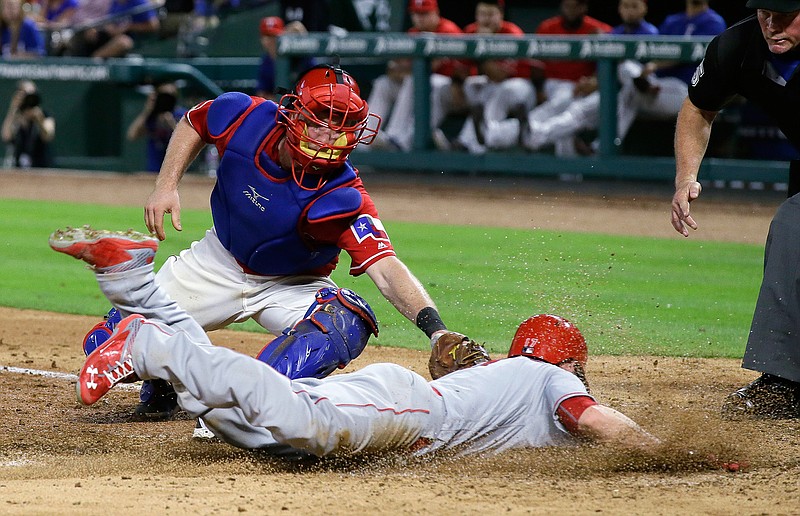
671,0,800,418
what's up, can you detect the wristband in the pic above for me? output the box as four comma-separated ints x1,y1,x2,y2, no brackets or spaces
415,307,446,338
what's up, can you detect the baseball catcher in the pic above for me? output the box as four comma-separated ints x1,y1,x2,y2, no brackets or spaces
77,63,467,420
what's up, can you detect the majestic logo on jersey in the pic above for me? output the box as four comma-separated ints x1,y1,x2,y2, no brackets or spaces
243,185,269,212
691,59,705,87
351,214,390,244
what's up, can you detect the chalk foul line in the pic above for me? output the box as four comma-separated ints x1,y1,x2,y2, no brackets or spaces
0,365,139,391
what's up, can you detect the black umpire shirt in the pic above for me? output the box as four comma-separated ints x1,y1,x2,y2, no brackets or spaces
689,15,800,150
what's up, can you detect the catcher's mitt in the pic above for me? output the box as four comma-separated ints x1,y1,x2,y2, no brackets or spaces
428,332,490,380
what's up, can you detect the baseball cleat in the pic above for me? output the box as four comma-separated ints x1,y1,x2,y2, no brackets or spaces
721,373,800,419
76,314,144,406
192,418,217,440
134,379,180,420
49,225,158,273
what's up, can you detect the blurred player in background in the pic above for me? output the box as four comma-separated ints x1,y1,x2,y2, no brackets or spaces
368,0,466,152
612,0,657,35
480,0,654,157
619,0,726,123
64,0,160,58
533,0,613,106
34,0,79,32
452,0,541,155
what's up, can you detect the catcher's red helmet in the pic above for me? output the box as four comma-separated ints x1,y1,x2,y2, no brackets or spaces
508,314,588,368
277,65,380,189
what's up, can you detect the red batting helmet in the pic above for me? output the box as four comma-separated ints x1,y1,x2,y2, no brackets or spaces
277,64,380,189
508,314,588,368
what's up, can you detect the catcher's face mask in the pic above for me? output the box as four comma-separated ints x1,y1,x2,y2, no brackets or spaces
276,65,380,190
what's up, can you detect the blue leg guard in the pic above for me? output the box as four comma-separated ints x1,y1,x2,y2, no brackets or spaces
82,307,122,356
256,287,379,379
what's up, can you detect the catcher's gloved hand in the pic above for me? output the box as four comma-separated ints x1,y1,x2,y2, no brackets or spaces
428,331,490,380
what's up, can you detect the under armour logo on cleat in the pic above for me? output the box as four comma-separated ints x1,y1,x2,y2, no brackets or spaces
85,366,99,390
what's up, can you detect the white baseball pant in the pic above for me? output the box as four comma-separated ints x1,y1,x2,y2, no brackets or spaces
455,75,538,155
377,73,458,151
154,227,336,335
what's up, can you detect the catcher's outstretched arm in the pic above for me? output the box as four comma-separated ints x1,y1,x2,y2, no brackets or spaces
576,405,661,450
365,256,437,324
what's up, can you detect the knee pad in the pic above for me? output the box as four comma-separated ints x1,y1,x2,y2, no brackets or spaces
82,307,122,356
256,287,379,379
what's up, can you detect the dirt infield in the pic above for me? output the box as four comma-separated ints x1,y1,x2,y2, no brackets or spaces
1,169,798,515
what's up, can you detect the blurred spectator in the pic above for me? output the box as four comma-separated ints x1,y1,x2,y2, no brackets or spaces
482,0,655,156
2,80,55,168
160,0,194,38
65,0,160,58
35,0,78,54
35,0,79,31
0,0,46,57
126,82,186,173
174,0,240,56
368,0,465,152
192,0,239,30
534,0,613,106
71,0,114,26
329,0,392,34
452,0,538,154
281,0,329,32
611,0,657,35
256,15,316,99
48,0,111,55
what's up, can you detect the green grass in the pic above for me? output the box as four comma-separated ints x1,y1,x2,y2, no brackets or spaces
0,198,764,358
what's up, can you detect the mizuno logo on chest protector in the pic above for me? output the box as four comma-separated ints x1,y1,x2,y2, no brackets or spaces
243,185,269,212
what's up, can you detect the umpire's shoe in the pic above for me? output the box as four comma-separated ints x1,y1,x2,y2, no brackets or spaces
721,373,800,419
134,379,180,420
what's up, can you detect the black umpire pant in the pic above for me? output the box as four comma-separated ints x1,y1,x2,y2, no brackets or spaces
743,160,800,382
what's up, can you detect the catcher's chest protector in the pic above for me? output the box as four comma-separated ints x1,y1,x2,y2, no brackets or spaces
209,100,361,275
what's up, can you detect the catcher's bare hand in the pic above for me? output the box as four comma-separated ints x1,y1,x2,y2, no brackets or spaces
144,187,182,241
670,180,702,237
429,331,490,380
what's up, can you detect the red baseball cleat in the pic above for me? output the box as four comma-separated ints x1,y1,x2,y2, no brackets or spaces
49,225,158,273
76,314,144,406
